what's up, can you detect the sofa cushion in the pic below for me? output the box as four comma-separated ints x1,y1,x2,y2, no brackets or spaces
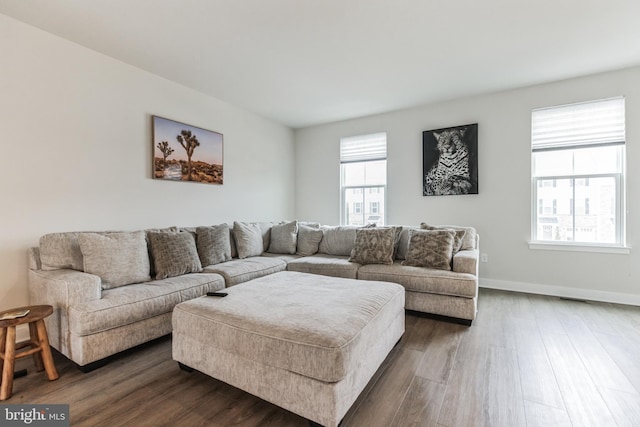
202,256,286,286
286,254,361,279
358,262,477,298
196,224,232,266
402,229,455,271
420,224,465,253
78,231,151,289
349,227,396,265
420,223,477,250
296,223,324,256
267,220,298,255
233,222,264,259
68,273,225,336
39,232,86,271
318,226,358,256
148,231,203,279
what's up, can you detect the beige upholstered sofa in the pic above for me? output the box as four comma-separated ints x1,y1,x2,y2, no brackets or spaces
28,221,478,369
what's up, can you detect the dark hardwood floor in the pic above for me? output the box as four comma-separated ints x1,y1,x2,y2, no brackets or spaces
6,288,640,426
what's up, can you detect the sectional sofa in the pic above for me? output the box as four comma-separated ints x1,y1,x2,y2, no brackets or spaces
27,221,479,369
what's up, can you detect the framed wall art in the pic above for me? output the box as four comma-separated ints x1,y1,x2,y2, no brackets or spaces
152,116,223,185
423,123,478,196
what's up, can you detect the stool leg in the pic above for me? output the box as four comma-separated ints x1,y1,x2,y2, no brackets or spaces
0,326,16,400
0,327,6,375
35,320,58,381
29,321,44,372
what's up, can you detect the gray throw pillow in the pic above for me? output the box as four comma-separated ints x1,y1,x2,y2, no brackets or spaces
196,224,232,266
147,231,202,279
78,231,151,289
349,227,397,265
233,222,264,259
296,224,324,256
402,229,455,271
268,220,298,254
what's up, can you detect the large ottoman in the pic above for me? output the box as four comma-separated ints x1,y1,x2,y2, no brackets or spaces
172,271,405,427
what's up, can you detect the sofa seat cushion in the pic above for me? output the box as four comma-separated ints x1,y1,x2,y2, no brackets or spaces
202,257,286,286
68,273,225,336
286,254,361,279
357,262,477,298
172,271,405,382
260,252,302,263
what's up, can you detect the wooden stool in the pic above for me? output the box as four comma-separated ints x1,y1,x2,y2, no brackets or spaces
0,305,59,400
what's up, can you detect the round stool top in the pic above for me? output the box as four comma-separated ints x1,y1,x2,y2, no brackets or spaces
0,305,53,327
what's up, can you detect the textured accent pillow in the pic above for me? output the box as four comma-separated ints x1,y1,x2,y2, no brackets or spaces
144,227,179,277
402,229,455,270
233,222,264,259
349,227,397,265
267,220,298,254
78,231,151,289
147,231,203,279
420,223,477,250
296,224,324,256
395,227,420,260
420,223,466,253
196,224,232,266
39,232,85,271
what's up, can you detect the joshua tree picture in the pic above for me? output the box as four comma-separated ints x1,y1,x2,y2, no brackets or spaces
152,116,223,184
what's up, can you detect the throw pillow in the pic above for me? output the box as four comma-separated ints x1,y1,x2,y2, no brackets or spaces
402,229,455,271
349,227,397,265
420,223,477,251
78,231,151,289
233,221,264,259
196,224,232,266
147,231,203,279
296,224,324,256
318,225,358,256
39,232,85,271
144,226,179,277
267,220,299,254
395,227,420,260
420,223,466,253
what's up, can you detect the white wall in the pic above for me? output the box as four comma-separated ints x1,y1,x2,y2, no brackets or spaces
295,66,640,304
0,15,295,310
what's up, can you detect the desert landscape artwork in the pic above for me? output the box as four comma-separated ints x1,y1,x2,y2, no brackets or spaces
153,116,223,184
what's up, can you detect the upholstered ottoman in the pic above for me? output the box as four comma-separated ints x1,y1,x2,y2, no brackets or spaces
172,271,405,427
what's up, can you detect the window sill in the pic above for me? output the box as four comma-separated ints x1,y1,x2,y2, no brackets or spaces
528,241,631,254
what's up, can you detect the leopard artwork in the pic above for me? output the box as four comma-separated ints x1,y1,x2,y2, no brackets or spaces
424,128,472,195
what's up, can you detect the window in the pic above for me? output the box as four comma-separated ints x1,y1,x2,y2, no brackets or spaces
532,97,625,247
340,132,387,226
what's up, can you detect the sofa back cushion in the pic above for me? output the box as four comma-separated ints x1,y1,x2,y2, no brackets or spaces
147,231,203,279
78,231,151,289
196,224,232,266
318,226,359,256
39,232,85,271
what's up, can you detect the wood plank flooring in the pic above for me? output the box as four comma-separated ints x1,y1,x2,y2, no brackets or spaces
6,288,640,426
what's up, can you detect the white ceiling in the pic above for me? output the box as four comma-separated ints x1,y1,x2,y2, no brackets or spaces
2,0,639,128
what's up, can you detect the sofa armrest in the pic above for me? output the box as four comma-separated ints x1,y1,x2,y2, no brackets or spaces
453,249,479,276
28,268,102,308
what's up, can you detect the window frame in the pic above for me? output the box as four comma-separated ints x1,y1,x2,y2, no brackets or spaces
529,97,628,253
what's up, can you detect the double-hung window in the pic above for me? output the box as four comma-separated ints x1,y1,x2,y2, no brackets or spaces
531,97,626,249
340,132,387,226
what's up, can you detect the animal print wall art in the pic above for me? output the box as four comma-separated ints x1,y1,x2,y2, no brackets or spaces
423,123,478,196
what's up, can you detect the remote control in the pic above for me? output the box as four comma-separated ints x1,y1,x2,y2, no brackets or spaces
206,292,228,297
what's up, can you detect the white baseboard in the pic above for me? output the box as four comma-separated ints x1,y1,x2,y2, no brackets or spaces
480,278,640,307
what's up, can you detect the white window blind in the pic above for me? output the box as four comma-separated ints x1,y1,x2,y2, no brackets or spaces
340,132,387,163
532,97,625,151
